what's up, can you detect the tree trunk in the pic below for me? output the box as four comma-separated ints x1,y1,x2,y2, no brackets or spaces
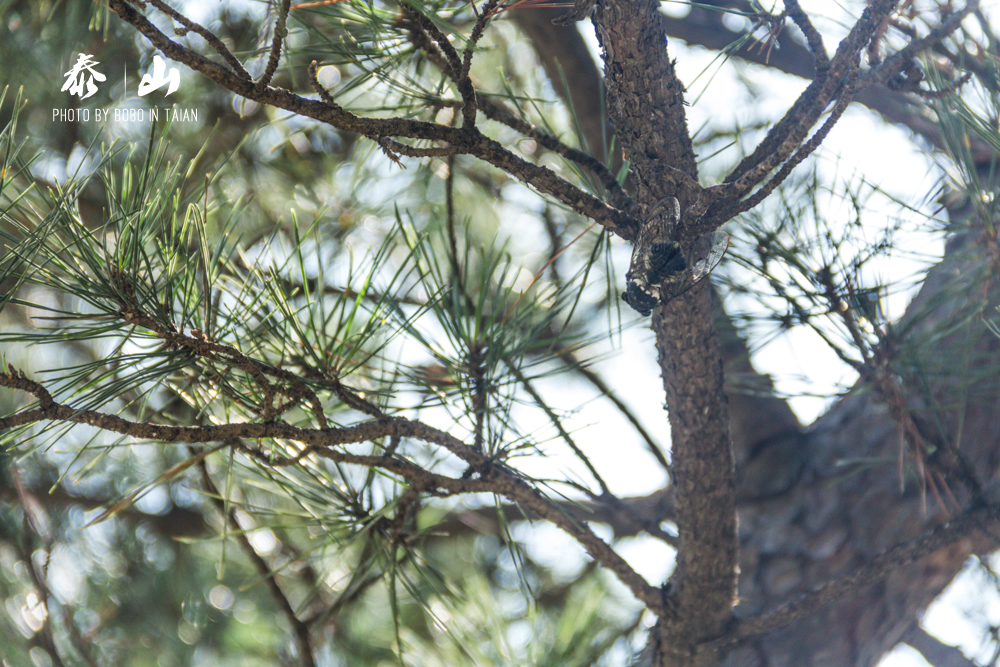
513,9,1000,666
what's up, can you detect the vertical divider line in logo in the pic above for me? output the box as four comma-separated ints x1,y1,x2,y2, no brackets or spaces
124,63,127,97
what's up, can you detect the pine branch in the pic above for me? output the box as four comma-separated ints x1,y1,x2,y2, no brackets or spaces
902,626,980,667
197,455,318,667
0,366,666,614
106,0,641,238
255,0,292,92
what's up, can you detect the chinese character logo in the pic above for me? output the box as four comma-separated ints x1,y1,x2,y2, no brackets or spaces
61,54,106,101
138,55,180,97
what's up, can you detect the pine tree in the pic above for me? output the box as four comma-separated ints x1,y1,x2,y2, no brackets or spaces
1,1,999,666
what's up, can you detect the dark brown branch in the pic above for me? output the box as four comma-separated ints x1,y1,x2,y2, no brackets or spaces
729,69,858,217
862,1,980,89
405,16,635,218
379,136,457,161
466,131,640,239
656,4,987,162
128,309,329,429
711,0,899,219
515,13,799,504
593,0,699,202
430,487,676,542
255,0,292,93
307,60,342,108
477,96,634,212
0,373,441,458
445,153,466,300
401,3,462,82
902,625,980,667
458,0,503,128
245,443,667,610
109,0,640,239
144,0,251,80
651,281,738,645
0,367,665,614
401,2,478,128
469,343,487,451
784,0,829,74
317,374,386,419
594,0,738,650
239,440,490,494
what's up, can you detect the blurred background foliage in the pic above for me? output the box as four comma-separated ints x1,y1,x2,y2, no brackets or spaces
0,1,649,664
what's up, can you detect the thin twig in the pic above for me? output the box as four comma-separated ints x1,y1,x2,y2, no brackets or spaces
405,14,635,216
784,0,829,74
458,0,502,127
861,1,979,89
511,363,612,496
709,0,899,222
563,352,672,476
379,136,457,160
0,367,665,614
255,0,293,92
307,60,343,108
196,454,318,667
110,0,638,236
400,3,478,128
144,0,252,79
469,343,488,451
728,71,857,217
477,96,635,213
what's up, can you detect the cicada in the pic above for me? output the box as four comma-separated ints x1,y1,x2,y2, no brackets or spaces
621,197,729,317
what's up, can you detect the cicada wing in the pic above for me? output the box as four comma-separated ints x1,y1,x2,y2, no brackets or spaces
687,231,729,284
643,197,681,226
658,231,730,304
